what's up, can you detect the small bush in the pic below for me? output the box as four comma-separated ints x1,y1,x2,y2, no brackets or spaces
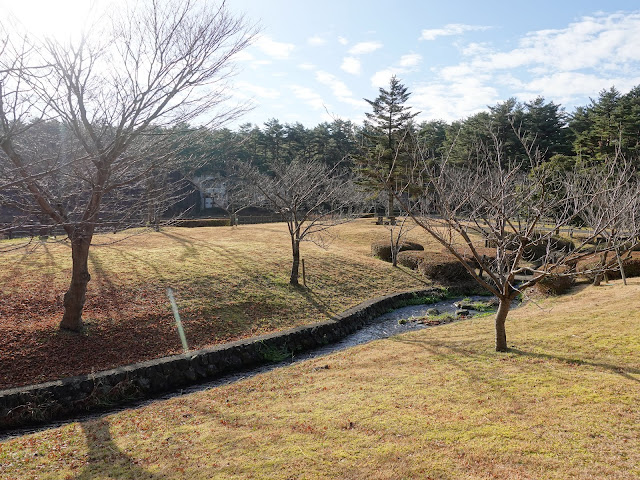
371,240,424,262
487,233,574,261
417,252,474,284
174,218,231,228
524,236,575,261
396,250,424,270
459,246,498,269
621,239,640,252
534,274,575,295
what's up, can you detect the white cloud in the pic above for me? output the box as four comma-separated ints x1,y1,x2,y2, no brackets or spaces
461,42,491,57
369,53,422,89
316,71,353,98
469,13,640,74
290,85,326,111
338,36,348,45
298,62,316,70
516,72,640,100
370,68,402,89
230,50,254,62
308,35,326,46
348,41,383,55
420,24,490,41
254,35,295,59
399,53,422,68
234,81,281,100
421,12,640,119
316,71,366,108
412,79,499,122
341,56,361,75
248,59,272,70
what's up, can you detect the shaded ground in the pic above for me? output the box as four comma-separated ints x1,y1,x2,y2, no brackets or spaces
0,221,435,389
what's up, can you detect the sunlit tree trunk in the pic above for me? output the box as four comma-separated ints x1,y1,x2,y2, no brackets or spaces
290,231,301,286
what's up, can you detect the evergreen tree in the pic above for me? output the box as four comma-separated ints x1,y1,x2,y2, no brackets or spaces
417,120,448,157
357,76,419,216
521,97,572,161
571,87,623,161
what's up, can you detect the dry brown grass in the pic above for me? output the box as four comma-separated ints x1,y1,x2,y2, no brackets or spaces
0,219,437,387
1,279,639,479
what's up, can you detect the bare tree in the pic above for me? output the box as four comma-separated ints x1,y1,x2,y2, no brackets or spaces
571,159,640,286
246,158,362,286
385,213,416,267
381,133,635,352
0,1,257,332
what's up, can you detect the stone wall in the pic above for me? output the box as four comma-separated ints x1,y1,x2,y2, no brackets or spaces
0,288,445,430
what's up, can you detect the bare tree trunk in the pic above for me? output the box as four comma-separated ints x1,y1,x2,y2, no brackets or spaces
494,297,511,352
290,236,300,286
391,230,398,267
602,250,610,283
616,249,627,286
60,231,93,331
387,194,394,219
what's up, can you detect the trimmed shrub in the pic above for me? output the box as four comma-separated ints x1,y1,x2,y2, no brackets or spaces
534,275,575,295
487,232,575,261
523,235,575,261
459,246,498,269
533,265,575,295
371,240,424,262
577,252,640,280
396,250,424,270
417,251,474,284
174,218,231,228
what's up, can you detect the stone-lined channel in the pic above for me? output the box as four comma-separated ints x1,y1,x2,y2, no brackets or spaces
0,294,496,440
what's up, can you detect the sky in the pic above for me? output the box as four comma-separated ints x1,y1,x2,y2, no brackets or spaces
226,0,640,128
4,0,640,129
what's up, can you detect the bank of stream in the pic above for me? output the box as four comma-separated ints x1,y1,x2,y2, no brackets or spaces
0,294,501,440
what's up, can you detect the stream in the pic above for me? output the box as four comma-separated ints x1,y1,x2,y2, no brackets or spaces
0,295,496,440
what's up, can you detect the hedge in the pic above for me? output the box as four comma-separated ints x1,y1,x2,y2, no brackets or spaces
371,240,424,262
173,218,231,228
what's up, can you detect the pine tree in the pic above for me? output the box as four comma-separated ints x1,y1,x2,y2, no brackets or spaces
357,76,419,217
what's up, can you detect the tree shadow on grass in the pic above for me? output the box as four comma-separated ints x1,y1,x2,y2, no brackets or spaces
390,334,640,386
297,286,335,318
394,266,431,286
158,231,200,261
88,251,118,296
509,348,640,384
74,418,161,480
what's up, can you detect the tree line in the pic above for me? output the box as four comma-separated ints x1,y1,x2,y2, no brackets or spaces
185,85,640,182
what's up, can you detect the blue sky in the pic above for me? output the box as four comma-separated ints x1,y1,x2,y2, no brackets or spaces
225,0,640,128
4,1,640,129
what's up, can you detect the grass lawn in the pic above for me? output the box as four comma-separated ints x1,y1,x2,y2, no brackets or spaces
0,219,435,388
1,279,639,479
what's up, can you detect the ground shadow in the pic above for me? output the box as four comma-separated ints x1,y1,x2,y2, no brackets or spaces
298,286,335,317
88,251,118,296
74,417,161,480
509,348,640,384
392,333,640,386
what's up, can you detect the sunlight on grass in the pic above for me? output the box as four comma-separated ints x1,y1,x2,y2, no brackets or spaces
0,219,437,387
1,280,639,479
